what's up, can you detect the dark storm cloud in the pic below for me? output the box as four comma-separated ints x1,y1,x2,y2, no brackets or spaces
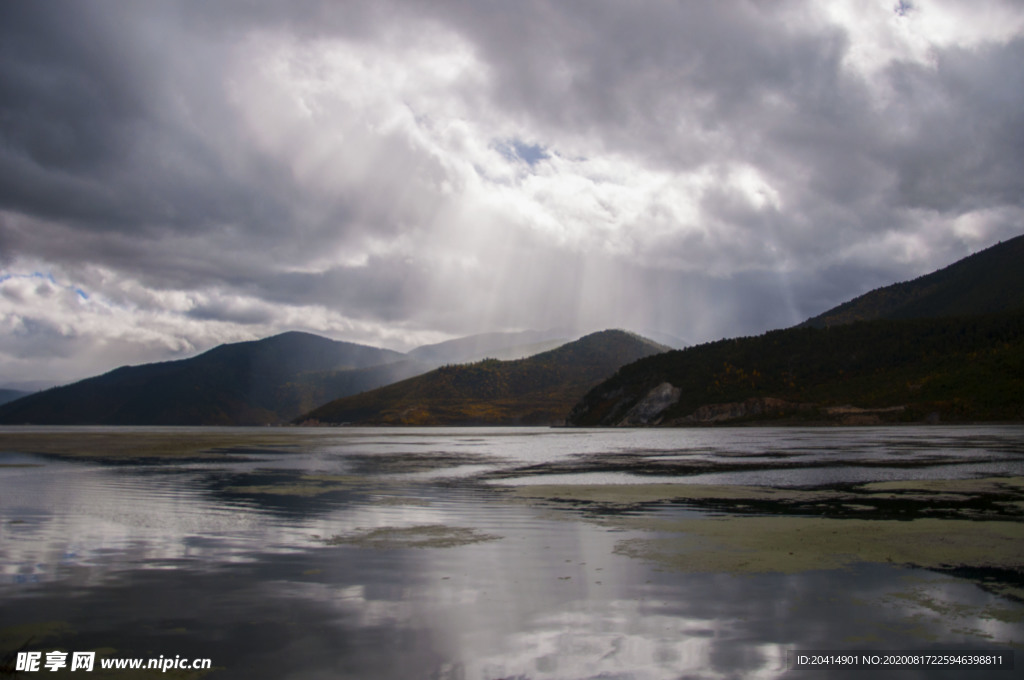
429,1,1023,257
1,0,1022,383
881,40,1024,213
429,1,850,165
184,300,275,326
0,2,389,246
2,1,1017,259
0,4,172,220
258,257,437,320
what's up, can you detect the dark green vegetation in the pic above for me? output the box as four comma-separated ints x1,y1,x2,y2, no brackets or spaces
571,311,1024,426
299,330,668,425
0,332,416,425
802,233,1024,327
0,389,28,406
570,235,1024,426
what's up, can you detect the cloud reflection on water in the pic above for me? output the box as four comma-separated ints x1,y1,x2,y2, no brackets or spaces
1,427,1022,678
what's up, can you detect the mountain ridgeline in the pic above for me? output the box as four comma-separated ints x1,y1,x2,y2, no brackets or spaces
801,234,1024,327
0,389,28,407
0,328,665,427
0,332,414,426
298,330,669,426
3,235,1021,428
407,329,572,364
569,234,1024,426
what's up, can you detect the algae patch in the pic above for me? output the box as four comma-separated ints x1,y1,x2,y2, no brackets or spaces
507,476,1024,602
0,620,73,651
0,431,312,460
861,477,1024,494
344,451,504,475
509,483,848,505
885,587,1024,625
372,495,433,507
509,476,1024,521
609,516,1024,575
323,525,501,549
224,474,363,497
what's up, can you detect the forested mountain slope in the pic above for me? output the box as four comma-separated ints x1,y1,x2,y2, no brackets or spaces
0,332,408,425
568,235,1024,427
300,330,669,426
802,234,1024,327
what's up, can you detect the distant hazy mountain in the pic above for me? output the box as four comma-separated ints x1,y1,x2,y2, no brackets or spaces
801,234,1024,327
276,359,434,417
636,330,689,350
0,389,29,406
0,332,407,425
568,235,1024,427
408,329,576,364
299,330,669,426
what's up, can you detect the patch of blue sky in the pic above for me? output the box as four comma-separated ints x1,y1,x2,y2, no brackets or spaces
495,138,550,167
0,271,55,283
2,271,90,299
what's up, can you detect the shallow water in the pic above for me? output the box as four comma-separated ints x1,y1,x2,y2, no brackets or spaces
1,425,1022,679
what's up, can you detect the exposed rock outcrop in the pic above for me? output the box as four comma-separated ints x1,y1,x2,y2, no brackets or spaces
617,382,681,426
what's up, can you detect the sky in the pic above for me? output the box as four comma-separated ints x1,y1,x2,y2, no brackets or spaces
1,0,1023,388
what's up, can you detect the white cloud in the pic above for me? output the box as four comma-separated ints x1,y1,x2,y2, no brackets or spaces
0,0,1021,385
822,0,1024,77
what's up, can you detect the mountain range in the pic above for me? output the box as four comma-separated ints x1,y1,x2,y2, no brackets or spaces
568,234,1024,426
0,327,657,426
407,329,573,364
0,332,411,425
300,330,668,426
2,234,1021,427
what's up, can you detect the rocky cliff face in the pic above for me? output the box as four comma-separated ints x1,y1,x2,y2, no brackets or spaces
569,375,826,426
617,382,681,426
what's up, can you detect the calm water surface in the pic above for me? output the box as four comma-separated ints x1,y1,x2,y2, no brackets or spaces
1,426,1022,679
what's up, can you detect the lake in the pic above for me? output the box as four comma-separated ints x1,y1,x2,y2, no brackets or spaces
1,425,1022,679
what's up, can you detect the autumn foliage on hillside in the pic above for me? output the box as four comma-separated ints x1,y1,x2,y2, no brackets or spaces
298,330,667,425
569,311,1024,426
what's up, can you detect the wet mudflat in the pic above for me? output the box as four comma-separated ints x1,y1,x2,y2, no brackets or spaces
1,425,1022,679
